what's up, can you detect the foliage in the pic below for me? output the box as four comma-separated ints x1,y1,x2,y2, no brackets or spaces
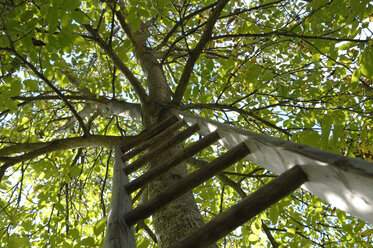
0,0,372,247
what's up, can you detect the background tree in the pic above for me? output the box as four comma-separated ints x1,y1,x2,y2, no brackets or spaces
1,0,373,247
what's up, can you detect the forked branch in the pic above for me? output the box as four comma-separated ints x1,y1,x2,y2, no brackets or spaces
172,0,230,104
83,24,148,104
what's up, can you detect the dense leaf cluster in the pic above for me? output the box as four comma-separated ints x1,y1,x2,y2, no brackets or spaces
0,0,372,247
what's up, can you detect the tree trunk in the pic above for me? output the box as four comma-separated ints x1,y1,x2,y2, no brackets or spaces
138,50,216,248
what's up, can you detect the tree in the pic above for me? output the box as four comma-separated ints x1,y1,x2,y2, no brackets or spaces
0,0,372,247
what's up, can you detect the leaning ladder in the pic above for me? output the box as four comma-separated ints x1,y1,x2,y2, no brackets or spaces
105,115,308,248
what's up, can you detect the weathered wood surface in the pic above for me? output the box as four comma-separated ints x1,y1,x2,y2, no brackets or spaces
124,142,250,226
173,110,373,224
121,115,179,153
123,123,200,175
125,130,221,194
103,147,135,248
121,119,185,161
170,165,308,248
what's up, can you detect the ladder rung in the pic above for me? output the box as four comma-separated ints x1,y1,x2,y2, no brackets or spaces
169,165,308,248
124,142,250,226
122,119,185,161
123,123,200,175
125,131,221,194
121,115,179,153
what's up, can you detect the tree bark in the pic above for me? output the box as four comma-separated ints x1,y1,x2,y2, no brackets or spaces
142,82,216,248
138,33,217,248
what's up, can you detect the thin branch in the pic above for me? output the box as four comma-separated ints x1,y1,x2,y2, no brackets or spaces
213,31,370,43
113,2,147,52
156,0,219,50
262,220,280,248
0,135,137,157
182,103,291,136
12,51,90,136
0,135,137,183
1,14,90,136
172,0,230,104
83,24,148,104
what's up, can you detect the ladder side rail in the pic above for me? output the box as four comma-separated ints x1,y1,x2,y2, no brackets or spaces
103,146,135,248
169,165,308,248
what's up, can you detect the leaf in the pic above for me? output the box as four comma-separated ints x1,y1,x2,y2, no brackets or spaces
0,35,10,47
69,166,81,178
3,99,18,112
23,79,39,91
69,228,80,239
10,80,22,96
359,48,373,79
79,237,95,246
137,238,151,248
248,234,259,242
47,7,59,34
262,70,274,81
287,227,296,234
94,217,107,236
351,69,360,83
62,0,81,10
269,205,279,224
127,12,140,31
361,229,373,237
72,11,90,24
55,202,64,212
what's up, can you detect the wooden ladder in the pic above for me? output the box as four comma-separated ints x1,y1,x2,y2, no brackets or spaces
115,115,308,248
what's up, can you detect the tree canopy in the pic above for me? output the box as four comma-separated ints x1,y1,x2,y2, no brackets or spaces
0,0,373,247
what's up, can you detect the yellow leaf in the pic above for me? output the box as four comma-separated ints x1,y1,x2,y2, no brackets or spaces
248,234,259,242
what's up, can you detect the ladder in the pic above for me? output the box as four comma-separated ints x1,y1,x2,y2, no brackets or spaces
106,115,308,248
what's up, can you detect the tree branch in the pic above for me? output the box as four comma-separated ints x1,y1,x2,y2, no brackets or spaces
213,31,370,43
83,24,148,104
0,135,137,182
182,103,291,136
9,49,90,136
1,13,89,136
0,135,136,157
172,0,230,104
156,1,219,51
11,96,142,121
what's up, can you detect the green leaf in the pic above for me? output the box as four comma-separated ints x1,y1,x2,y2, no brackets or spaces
55,202,64,212
72,11,90,24
10,80,22,96
62,0,81,10
69,228,80,239
126,12,140,31
3,99,18,112
351,69,360,83
361,229,373,237
0,35,10,47
23,79,39,91
69,166,81,178
359,48,373,79
79,237,95,246
269,205,279,224
94,217,107,236
262,70,274,81
47,8,59,34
